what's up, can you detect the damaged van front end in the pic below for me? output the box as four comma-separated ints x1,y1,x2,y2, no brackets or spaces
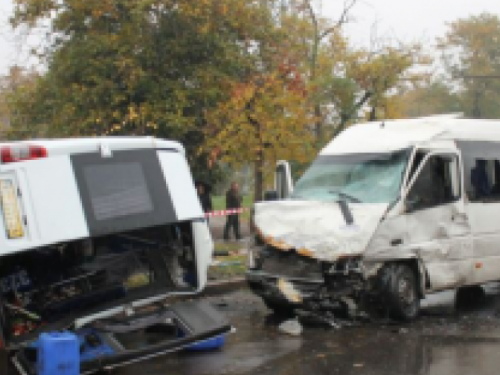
246,200,388,319
247,118,487,323
246,148,424,321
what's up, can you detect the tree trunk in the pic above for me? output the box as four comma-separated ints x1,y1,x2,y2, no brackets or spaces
314,104,322,141
472,90,482,119
369,105,377,121
254,158,264,202
335,91,372,138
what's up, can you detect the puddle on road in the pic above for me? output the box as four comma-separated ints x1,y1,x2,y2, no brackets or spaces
117,285,500,375
176,340,302,374
119,340,302,375
251,329,500,375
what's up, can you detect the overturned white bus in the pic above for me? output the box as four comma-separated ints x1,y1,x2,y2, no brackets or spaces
0,137,230,374
247,117,500,321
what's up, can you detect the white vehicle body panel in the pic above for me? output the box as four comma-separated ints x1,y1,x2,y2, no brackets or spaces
0,156,89,255
157,152,203,222
254,201,388,262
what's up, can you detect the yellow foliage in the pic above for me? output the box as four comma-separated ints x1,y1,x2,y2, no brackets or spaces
203,70,316,172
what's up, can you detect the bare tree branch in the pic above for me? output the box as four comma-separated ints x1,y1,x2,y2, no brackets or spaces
318,0,358,41
304,0,318,31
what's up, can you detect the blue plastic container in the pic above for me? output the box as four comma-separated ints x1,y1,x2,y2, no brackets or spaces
185,335,225,351
37,332,80,375
76,328,115,363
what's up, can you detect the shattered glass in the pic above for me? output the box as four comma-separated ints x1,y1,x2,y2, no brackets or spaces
291,149,410,203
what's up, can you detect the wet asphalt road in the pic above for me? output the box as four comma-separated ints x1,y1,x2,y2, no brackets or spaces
116,284,500,375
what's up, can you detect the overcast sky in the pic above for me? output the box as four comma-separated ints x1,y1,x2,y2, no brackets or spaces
325,0,500,47
1,0,500,75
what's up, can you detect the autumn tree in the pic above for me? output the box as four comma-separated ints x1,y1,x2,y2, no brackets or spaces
439,13,500,118
9,0,280,183
204,65,316,201
265,0,359,142
9,0,429,195
398,78,461,118
322,39,430,138
0,66,40,138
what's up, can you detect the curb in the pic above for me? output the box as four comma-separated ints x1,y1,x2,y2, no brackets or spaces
201,278,247,296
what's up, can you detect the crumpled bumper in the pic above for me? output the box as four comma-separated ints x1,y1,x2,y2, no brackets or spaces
246,270,323,307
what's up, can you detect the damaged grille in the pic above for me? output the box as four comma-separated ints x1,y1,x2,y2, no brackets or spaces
260,247,323,280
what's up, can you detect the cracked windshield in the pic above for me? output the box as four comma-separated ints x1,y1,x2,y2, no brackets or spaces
292,150,410,203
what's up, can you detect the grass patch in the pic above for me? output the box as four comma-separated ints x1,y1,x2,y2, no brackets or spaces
214,241,246,253
208,242,248,281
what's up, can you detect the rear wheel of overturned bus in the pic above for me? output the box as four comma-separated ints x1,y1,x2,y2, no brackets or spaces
378,263,420,322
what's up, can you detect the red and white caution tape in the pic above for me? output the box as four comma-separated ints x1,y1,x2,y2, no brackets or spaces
205,208,249,217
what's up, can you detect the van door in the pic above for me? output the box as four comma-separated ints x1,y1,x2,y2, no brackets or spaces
403,151,473,291
275,161,293,200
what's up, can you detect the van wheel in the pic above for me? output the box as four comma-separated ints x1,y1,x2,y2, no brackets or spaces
378,264,420,321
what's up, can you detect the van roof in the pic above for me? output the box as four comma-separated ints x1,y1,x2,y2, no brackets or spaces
0,136,185,157
321,117,500,155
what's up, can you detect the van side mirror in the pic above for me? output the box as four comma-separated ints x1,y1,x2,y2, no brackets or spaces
275,161,293,199
264,190,279,201
404,196,422,213
404,198,416,213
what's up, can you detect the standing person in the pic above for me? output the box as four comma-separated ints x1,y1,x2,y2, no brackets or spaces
224,182,242,240
196,182,213,220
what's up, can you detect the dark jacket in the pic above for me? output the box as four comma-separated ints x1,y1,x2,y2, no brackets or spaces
199,193,212,213
226,189,242,209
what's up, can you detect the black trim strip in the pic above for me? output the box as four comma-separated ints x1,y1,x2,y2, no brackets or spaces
156,148,180,153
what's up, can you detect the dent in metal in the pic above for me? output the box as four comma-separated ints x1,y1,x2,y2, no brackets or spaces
254,200,389,262
366,201,473,292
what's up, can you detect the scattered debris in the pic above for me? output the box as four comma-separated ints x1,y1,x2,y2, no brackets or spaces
278,318,303,336
295,309,341,329
214,301,229,308
277,278,303,303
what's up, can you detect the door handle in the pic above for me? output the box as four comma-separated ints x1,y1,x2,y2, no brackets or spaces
391,238,403,246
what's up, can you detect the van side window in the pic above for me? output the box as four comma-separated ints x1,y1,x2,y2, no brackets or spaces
406,155,460,211
463,157,500,202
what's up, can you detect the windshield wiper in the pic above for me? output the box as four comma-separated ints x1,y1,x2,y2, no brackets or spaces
329,190,362,203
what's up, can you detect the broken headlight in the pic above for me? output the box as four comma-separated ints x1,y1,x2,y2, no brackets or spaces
325,257,364,276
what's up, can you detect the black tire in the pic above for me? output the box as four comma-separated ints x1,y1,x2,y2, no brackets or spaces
378,263,420,321
263,299,295,317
